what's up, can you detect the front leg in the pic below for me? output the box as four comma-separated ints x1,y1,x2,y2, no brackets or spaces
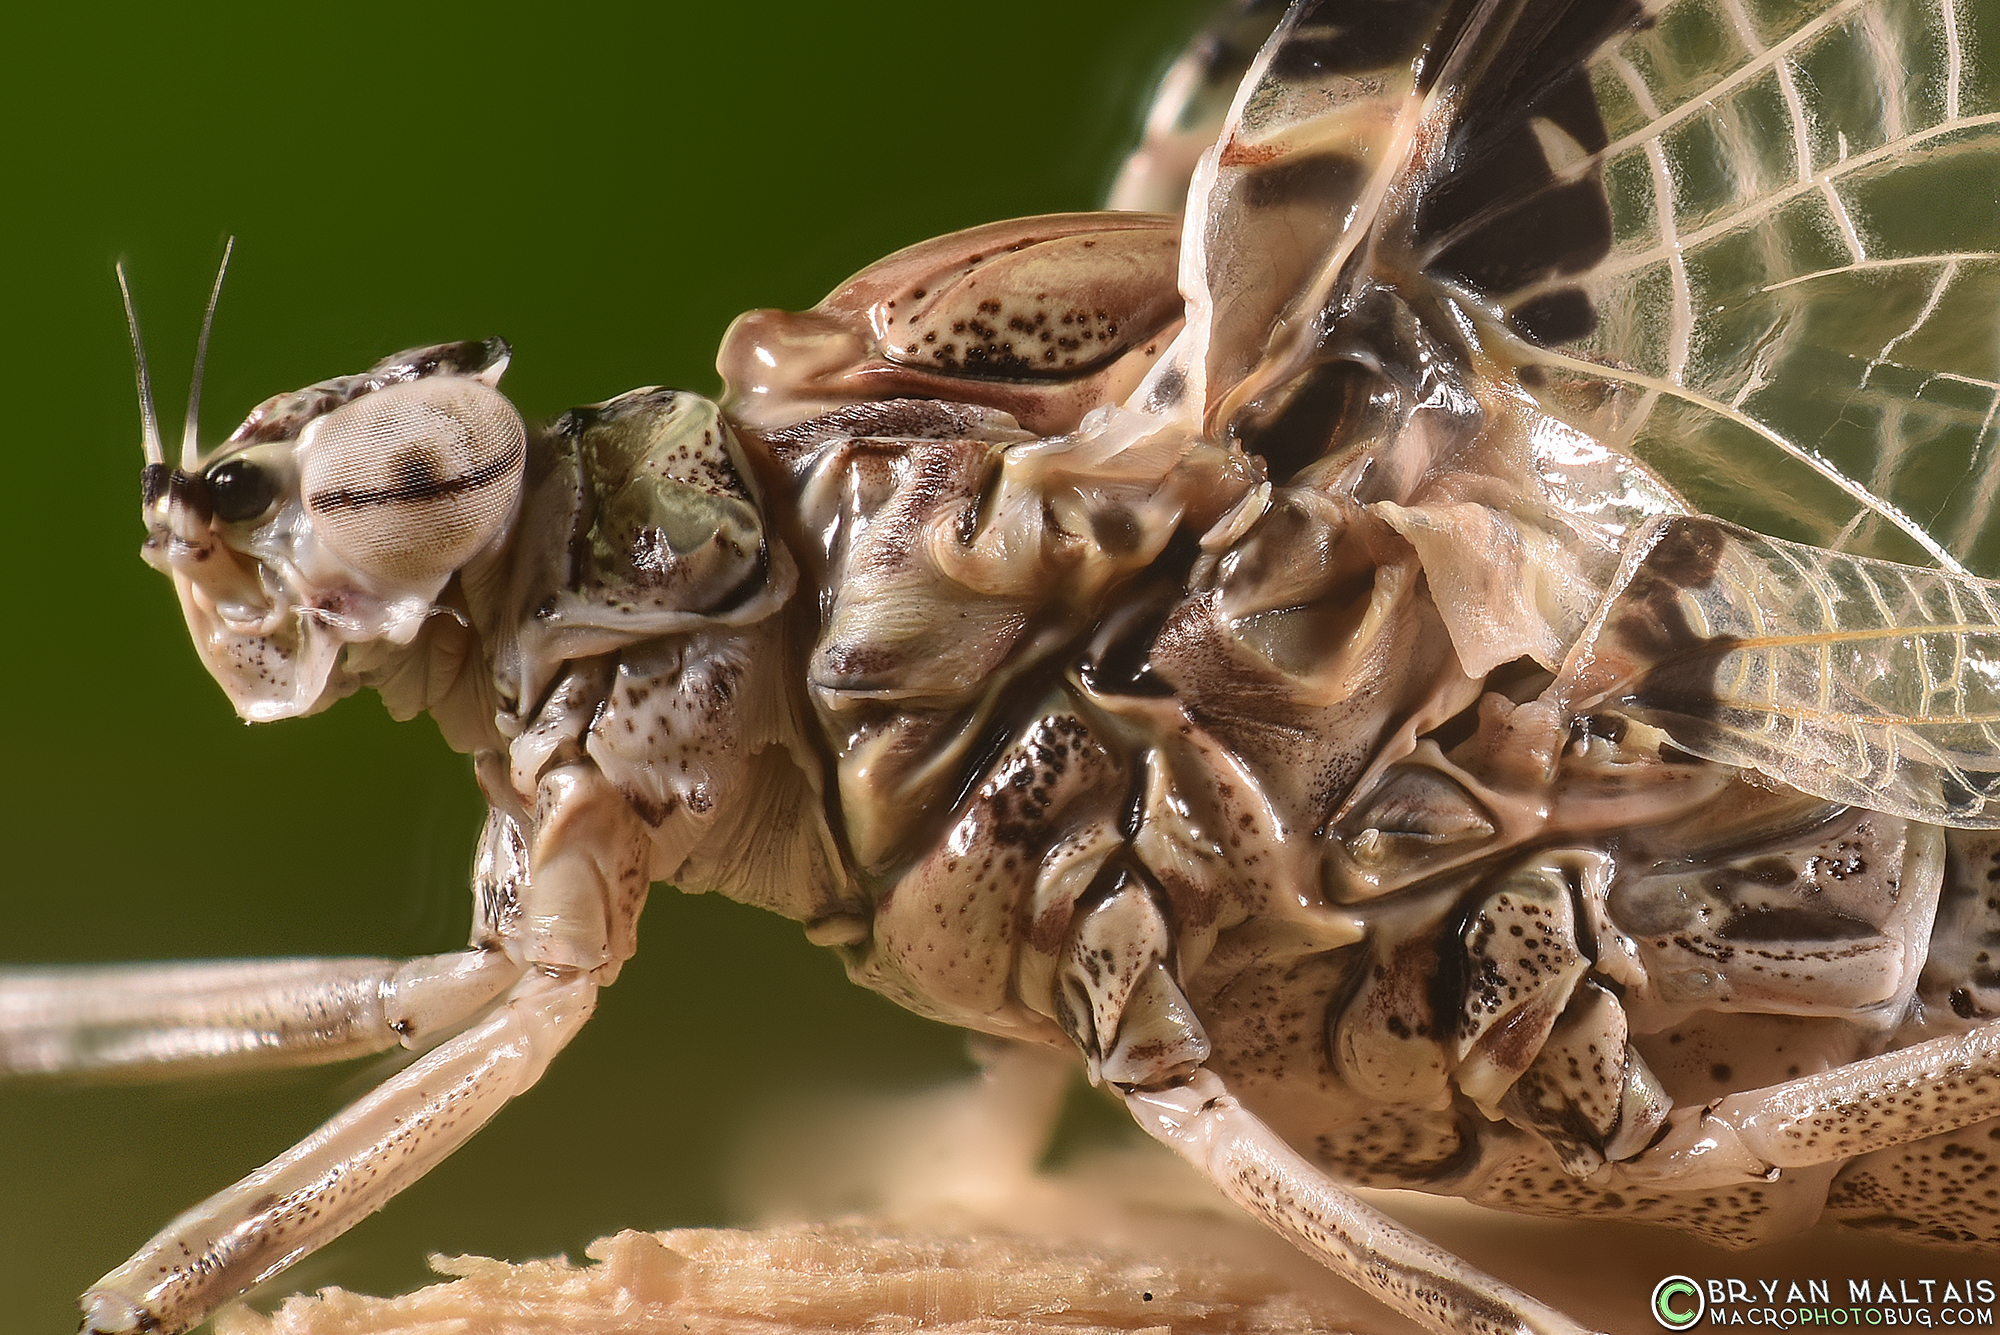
74,751,655,1334
79,966,596,1335
0,949,520,1078
0,773,549,1082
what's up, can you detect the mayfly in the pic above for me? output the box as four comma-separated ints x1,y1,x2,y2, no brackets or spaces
8,0,2000,1331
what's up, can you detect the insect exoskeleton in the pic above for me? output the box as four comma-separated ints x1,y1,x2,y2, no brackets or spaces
21,0,2000,1332
144,338,526,722
720,211,1185,438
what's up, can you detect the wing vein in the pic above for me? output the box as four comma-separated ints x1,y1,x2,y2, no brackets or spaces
1597,0,1872,162
1592,113,2000,283
1520,343,1968,569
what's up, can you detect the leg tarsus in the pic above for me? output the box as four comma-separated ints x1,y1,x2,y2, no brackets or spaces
78,1289,148,1335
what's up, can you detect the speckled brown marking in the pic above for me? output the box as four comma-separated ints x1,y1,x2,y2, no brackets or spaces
222,338,510,447
1828,1117,2000,1244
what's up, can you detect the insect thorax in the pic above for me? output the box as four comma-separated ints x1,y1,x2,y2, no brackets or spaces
699,371,1978,1247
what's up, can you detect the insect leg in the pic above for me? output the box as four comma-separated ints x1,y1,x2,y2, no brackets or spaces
1124,1071,1602,1335
0,948,522,1078
1610,1018,2000,1192
75,965,595,1335
1060,875,1596,1334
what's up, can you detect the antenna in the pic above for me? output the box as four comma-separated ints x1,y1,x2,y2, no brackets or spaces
180,236,235,471
115,260,165,469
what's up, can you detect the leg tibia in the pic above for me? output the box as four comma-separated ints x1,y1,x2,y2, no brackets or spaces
78,969,595,1335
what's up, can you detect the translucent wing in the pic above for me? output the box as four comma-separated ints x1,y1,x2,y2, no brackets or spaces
1518,0,2000,572
1166,0,1997,562
1559,514,2000,825
1168,0,1653,435
1159,0,2000,824
1504,0,2000,822
1152,0,1689,670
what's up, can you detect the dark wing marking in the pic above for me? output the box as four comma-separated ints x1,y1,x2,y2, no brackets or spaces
1558,514,2000,827
1510,0,2000,574
1173,0,1653,437
1176,0,1998,592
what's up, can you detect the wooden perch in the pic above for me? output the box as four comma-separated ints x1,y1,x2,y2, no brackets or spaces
213,1219,1379,1335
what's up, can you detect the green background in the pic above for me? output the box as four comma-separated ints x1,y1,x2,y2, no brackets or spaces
0,3,1211,1329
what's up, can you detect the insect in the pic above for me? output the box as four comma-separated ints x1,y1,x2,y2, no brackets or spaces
7,0,2000,1331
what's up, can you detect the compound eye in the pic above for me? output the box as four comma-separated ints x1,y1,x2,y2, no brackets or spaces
301,377,526,589
204,458,280,523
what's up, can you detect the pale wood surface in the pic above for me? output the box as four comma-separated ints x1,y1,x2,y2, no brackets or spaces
213,1220,1377,1335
